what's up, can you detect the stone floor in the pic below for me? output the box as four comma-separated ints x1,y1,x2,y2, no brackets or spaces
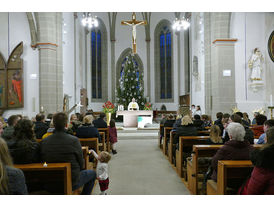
93,129,190,195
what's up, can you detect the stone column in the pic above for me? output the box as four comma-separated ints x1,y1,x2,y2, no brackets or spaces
35,12,63,113
211,39,237,116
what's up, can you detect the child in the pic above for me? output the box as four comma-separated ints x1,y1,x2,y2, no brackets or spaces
109,119,118,154
89,150,111,195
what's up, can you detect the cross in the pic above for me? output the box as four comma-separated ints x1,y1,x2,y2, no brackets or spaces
121,12,147,54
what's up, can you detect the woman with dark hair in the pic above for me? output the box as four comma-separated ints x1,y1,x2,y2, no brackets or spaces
8,119,40,164
0,137,28,194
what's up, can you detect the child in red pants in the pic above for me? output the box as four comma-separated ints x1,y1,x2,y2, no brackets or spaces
89,150,111,195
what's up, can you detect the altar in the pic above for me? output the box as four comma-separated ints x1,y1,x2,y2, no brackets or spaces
116,110,153,128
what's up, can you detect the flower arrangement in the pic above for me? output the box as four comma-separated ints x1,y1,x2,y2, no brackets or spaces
144,102,152,110
102,101,115,113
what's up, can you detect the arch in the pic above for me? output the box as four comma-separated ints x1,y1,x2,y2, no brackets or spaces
154,19,174,103
90,17,108,102
26,12,37,48
115,48,144,100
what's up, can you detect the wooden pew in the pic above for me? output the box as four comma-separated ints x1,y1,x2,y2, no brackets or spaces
198,130,210,136
163,127,173,156
79,138,99,168
14,163,72,195
159,124,164,149
81,146,90,170
168,130,176,164
176,136,210,178
207,160,253,195
190,144,262,195
188,145,223,194
97,128,110,152
99,131,106,151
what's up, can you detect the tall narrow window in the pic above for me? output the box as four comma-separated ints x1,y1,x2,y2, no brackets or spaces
154,20,173,103
159,26,172,99
91,29,102,99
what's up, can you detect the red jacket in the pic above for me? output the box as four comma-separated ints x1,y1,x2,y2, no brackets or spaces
251,125,264,138
247,167,274,194
246,144,274,194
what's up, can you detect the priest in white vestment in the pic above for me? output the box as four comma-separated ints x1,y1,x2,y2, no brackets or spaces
128,98,139,111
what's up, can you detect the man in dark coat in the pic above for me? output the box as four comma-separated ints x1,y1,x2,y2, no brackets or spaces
93,113,107,128
193,114,204,131
214,112,224,134
40,112,96,195
211,122,252,183
34,113,49,139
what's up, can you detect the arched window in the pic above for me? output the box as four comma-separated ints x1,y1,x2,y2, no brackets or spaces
90,18,107,102
155,20,173,103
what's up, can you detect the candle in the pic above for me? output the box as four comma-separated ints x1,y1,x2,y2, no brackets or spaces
271,95,273,106
43,162,47,167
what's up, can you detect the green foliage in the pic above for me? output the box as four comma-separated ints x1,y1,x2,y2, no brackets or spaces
116,54,147,110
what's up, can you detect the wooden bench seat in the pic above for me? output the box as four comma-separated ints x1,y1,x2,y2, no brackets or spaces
14,163,72,195
207,160,254,195
158,124,164,149
188,145,223,194
163,127,173,156
168,130,176,164
175,136,210,178
97,128,110,152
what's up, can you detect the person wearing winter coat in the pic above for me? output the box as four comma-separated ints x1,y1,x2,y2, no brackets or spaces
241,127,274,194
211,122,253,182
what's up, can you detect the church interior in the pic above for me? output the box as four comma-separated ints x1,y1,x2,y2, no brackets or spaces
1,5,274,199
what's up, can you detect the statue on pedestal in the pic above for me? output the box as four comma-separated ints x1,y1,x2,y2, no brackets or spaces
248,48,264,81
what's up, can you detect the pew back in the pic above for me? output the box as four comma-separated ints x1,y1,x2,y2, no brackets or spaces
97,128,110,152
176,136,210,178
14,163,72,195
163,127,173,156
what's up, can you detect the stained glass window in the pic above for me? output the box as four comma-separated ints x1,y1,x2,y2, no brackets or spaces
160,27,172,99
91,29,102,99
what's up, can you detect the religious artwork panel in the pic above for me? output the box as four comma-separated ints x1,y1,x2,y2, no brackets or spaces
0,71,7,109
7,69,23,108
268,30,274,62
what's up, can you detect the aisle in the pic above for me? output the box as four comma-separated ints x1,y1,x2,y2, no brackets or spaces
93,138,190,195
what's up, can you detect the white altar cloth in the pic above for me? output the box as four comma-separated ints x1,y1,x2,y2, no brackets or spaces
116,110,153,128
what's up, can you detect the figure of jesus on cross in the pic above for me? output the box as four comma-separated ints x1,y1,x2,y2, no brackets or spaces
121,12,147,54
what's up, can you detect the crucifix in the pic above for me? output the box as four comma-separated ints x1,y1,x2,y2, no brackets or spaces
121,12,147,54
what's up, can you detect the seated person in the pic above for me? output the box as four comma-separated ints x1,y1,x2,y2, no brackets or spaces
193,114,204,131
34,113,49,139
2,115,19,142
206,125,223,145
252,114,267,137
8,119,40,164
243,127,274,194
172,114,182,132
128,98,139,111
0,137,28,195
40,112,96,195
68,114,82,135
93,113,107,128
236,112,250,127
201,114,211,128
160,114,175,138
214,112,224,135
76,115,101,141
256,119,274,144
211,122,252,182
174,115,198,145
160,114,167,124
223,114,254,144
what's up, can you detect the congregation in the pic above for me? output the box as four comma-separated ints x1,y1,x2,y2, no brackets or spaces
1,105,274,195
0,110,117,195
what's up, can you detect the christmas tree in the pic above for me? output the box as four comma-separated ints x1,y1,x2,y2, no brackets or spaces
116,54,147,110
